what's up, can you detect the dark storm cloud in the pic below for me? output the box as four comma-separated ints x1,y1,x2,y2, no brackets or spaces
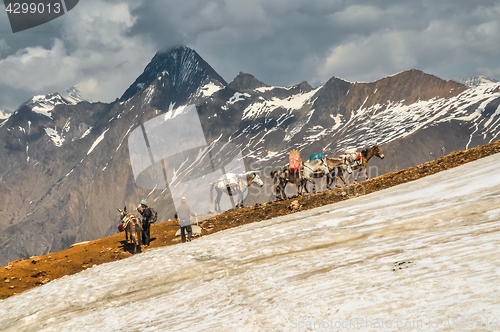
126,0,500,86
0,0,155,111
126,0,349,86
0,0,499,112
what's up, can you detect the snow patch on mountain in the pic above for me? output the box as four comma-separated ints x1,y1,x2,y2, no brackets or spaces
242,88,320,120
87,129,109,155
32,106,54,118
228,92,251,105
80,127,93,139
330,114,344,131
197,82,223,98
44,127,65,147
254,86,276,93
0,110,11,120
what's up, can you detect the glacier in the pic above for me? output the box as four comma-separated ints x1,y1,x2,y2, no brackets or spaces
1,152,500,331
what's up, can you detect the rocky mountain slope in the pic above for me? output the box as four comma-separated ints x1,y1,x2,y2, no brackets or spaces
0,45,499,265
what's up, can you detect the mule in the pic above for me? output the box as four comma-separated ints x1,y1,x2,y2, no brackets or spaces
117,207,143,254
325,157,348,188
327,144,385,187
210,171,264,212
271,159,329,200
300,158,329,194
270,167,301,200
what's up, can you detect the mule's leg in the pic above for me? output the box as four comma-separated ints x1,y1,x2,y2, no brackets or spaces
326,172,333,190
322,174,328,190
281,180,288,200
138,225,143,247
344,170,352,184
216,190,222,212
136,230,141,253
337,168,348,187
299,178,308,195
309,178,316,194
354,166,363,182
299,179,305,195
235,190,242,208
130,230,136,254
364,162,369,180
277,180,285,200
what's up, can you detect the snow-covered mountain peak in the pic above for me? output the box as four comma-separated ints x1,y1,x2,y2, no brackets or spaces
462,75,499,87
119,45,227,104
23,93,72,119
62,85,85,105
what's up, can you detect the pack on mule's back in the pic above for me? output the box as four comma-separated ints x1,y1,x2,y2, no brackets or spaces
289,150,301,174
309,153,323,161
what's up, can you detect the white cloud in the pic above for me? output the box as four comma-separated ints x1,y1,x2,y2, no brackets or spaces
0,0,155,107
315,1,500,83
317,32,418,83
0,40,10,56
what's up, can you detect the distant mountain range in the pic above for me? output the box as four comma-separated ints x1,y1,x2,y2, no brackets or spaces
0,46,499,265
462,76,499,86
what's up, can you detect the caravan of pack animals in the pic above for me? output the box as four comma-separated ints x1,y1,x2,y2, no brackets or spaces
271,144,385,200
117,144,384,249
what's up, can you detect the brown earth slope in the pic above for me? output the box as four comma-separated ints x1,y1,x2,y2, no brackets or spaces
2,139,500,299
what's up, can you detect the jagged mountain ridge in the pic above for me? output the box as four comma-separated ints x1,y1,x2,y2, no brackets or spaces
0,46,500,265
120,46,227,109
196,69,499,173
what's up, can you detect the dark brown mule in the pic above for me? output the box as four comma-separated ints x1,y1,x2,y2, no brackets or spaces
270,167,304,200
326,144,385,187
325,157,347,188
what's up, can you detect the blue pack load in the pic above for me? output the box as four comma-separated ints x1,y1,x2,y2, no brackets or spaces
309,153,323,161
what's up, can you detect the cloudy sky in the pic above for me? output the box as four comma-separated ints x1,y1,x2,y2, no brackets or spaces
0,0,499,112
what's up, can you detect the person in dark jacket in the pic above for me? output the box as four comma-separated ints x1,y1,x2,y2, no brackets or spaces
176,197,196,243
137,199,152,247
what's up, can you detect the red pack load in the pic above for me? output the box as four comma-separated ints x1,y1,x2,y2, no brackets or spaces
289,150,301,174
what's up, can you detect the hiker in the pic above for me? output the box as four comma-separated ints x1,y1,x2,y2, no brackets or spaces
137,199,152,247
176,197,196,243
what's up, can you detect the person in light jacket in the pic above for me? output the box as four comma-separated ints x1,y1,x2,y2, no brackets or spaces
176,197,196,243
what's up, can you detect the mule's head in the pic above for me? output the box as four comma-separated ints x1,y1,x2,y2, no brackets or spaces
373,144,385,159
117,206,127,221
250,172,264,187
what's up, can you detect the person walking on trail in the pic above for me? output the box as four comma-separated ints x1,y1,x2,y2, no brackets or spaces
177,197,196,243
137,199,152,247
